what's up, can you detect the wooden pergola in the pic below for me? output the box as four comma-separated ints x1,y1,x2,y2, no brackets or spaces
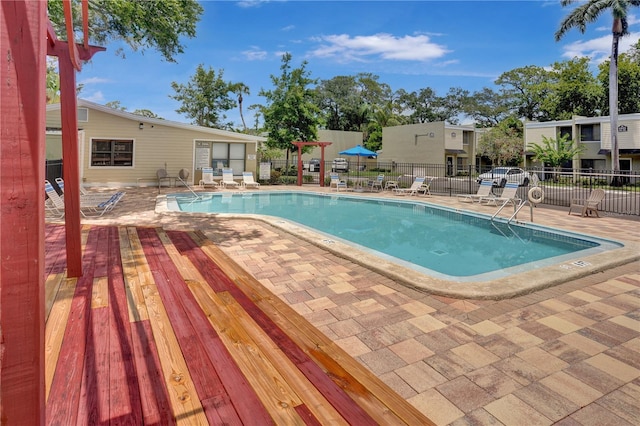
1,1,103,423
292,141,332,186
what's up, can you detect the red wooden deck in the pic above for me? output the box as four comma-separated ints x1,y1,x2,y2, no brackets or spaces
44,224,433,425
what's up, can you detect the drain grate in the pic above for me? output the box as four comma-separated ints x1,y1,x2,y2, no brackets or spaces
431,249,448,256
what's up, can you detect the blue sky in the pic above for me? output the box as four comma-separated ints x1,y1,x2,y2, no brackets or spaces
77,1,640,127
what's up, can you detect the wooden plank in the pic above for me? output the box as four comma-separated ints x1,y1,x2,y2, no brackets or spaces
118,226,149,322
91,276,109,308
168,231,369,424
130,320,177,425
140,280,208,425
44,277,78,401
45,225,67,275
217,290,347,425
156,228,273,425
46,227,101,424
187,282,306,425
139,228,248,425
192,231,433,425
107,226,143,424
135,228,209,425
45,272,66,321
76,306,110,424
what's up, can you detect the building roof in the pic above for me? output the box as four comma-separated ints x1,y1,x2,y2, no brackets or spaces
47,99,266,143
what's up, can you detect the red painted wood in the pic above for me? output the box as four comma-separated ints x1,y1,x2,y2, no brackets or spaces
167,231,376,424
76,306,109,425
107,227,143,423
0,1,47,424
294,403,323,426
57,47,84,277
130,320,176,425
138,228,269,425
76,227,111,424
46,228,100,425
45,225,68,275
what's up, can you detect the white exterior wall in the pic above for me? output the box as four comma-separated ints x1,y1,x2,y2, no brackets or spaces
46,101,262,186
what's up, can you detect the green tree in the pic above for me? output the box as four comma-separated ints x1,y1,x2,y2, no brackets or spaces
543,58,604,120
495,65,554,121
529,134,585,181
397,87,466,124
259,53,321,170
105,100,126,111
47,0,203,63
170,64,237,128
597,39,640,114
477,119,524,166
133,109,163,119
463,87,512,127
556,0,640,181
230,82,251,131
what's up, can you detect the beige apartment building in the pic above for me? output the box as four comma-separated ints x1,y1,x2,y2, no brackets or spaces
524,113,640,173
377,122,483,174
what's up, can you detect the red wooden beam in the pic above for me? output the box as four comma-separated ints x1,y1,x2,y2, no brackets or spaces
292,142,332,187
0,1,47,424
47,28,105,278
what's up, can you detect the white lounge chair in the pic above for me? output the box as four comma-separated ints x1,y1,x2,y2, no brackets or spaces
55,177,117,202
457,180,493,203
221,169,240,189
569,188,605,217
479,182,520,206
329,173,351,192
45,180,125,217
241,171,260,189
393,177,426,196
199,167,219,189
368,174,384,192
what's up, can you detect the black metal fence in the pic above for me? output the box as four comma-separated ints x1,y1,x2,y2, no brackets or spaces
264,159,640,216
45,159,63,193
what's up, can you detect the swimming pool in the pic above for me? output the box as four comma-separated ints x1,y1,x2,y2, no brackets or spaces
168,191,623,284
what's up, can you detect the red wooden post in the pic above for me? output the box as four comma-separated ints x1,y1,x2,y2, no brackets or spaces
47,22,104,278
56,47,84,277
0,1,47,424
293,142,332,187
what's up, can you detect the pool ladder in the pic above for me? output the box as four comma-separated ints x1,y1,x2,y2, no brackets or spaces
491,198,532,224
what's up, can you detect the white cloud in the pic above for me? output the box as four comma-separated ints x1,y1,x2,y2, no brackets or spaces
83,91,105,103
562,31,640,63
242,47,268,61
281,25,295,32
78,77,110,85
308,33,449,63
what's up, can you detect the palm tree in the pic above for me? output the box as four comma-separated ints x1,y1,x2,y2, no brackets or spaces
555,0,639,186
230,82,250,131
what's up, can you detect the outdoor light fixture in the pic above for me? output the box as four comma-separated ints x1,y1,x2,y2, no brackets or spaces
139,122,144,130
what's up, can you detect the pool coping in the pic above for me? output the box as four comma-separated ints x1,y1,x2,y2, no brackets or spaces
156,193,640,300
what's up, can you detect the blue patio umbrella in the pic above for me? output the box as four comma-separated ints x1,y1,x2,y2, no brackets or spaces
339,145,377,176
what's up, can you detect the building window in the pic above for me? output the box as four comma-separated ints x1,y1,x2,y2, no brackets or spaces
91,139,133,167
580,124,600,142
212,143,245,175
559,126,572,139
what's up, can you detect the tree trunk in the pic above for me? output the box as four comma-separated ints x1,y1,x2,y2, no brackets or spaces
610,24,621,186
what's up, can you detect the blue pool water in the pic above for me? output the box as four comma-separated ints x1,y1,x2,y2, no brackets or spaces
170,192,620,280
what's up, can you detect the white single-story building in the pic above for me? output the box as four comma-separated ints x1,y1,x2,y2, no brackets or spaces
46,99,266,187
